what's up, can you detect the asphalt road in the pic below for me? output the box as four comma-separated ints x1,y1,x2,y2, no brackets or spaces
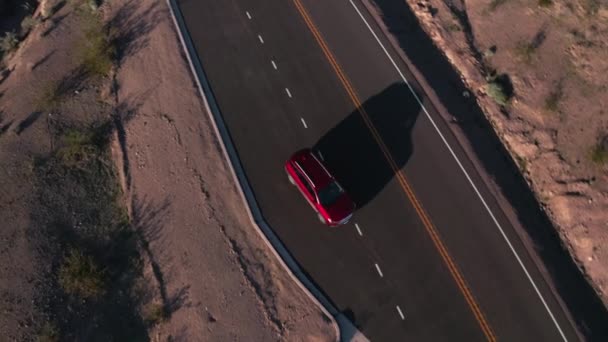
175,0,583,340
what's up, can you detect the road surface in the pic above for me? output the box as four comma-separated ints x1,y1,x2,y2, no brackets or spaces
174,0,583,340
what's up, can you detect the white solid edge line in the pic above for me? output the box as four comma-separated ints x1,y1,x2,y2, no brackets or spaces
271,60,278,70
300,117,308,128
285,87,292,98
374,263,383,277
348,1,567,340
318,150,324,161
258,34,264,44
355,223,363,236
396,305,405,320
246,11,251,19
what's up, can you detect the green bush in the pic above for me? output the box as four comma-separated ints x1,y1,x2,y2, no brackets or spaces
58,248,105,299
538,0,553,7
486,81,510,106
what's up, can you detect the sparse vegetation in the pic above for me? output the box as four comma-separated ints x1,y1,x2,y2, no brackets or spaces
590,137,608,165
515,41,536,64
36,82,62,111
144,303,168,325
486,80,510,106
446,23,461,32
88,0,100,11
584,0,600,15
0,31,18,54
79,14,115,76
58,248,106,299
37,322,60,342
516,155,528,172
33,122,149,338
483,45,497,58
57,129,100,168
21,15,40,33
544,83,563,112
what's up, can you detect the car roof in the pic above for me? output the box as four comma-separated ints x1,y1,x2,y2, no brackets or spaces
293,149,333,189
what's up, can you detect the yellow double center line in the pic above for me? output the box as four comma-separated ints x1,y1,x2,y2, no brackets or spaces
291,0,496,340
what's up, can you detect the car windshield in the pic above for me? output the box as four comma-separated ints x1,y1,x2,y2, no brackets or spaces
317,181,344,206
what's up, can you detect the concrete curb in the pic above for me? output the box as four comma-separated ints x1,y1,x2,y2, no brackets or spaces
165,0,342,340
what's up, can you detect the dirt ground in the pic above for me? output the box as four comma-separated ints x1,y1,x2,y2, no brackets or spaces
381,0,608,307
105,0,336,340
0,0,336,340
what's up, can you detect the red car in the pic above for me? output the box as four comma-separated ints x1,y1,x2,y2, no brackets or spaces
285,149,355,226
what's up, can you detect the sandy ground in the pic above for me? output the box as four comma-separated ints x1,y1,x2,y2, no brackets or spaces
373,0,608,307
0,0,336,340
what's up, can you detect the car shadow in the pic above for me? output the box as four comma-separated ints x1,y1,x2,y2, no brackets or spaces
313,82,421,208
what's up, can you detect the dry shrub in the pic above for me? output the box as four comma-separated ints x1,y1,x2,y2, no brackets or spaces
58,248,105,299
0,31,18,54
590,135,608,165
144,303,168,326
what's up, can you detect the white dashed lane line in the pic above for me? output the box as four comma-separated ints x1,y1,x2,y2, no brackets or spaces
246,11,252,19
300,117,308,128
271,60,278,70
285,88,292,98
354,223,363,236
317,150,324,161
258,34,264,44
374,263,384,278
396,305,405,320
